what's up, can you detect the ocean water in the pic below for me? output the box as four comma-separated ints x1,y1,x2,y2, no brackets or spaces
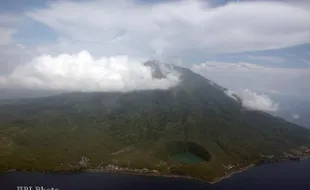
2,159,310,190
216,159,310,190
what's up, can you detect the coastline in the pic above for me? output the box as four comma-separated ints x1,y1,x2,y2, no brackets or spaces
85,163,256,184
84,155,310,184
209,163,255,184
85,168,210,183
68,155,310,184
6,156,310,185
94,165,254,184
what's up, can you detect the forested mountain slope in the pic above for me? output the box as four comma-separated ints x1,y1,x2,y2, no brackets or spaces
1,61,310,182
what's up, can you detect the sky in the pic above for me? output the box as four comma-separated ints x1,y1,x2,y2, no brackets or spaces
0,0,310,112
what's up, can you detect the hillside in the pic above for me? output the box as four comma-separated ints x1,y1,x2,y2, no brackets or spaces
1,61,310,182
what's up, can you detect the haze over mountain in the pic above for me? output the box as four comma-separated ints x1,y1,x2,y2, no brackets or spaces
270,94,310,129
1,61,310,182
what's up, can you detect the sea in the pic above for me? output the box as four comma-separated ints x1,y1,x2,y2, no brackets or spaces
2,158,310,190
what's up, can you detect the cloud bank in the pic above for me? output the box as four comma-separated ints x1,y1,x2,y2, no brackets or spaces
0,0,310,99
0,51,180,92
25,0,310,58
225,89,279,112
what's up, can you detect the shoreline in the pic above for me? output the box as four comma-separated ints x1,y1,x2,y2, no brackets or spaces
4,163,258,184
86,164,256,184
84,155,310,184
209,163,255,184
6,156,310,184
86,169,211,183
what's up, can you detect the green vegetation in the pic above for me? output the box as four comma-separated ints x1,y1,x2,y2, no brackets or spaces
1,62,310,182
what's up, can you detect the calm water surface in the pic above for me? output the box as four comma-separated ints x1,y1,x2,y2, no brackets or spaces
2,159,310,190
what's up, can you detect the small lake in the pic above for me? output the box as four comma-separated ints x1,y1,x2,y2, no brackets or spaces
2,159,310,190
171,152,205,164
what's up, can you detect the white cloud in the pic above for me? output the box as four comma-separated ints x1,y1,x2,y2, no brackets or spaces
224,89,239,101
228,89,279,112
0,51,180,92
292,113,300,119
25,0,310,58
191,61,310,96
0,0,309,99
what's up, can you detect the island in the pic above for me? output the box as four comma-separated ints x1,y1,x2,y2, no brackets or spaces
2,62,310,183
